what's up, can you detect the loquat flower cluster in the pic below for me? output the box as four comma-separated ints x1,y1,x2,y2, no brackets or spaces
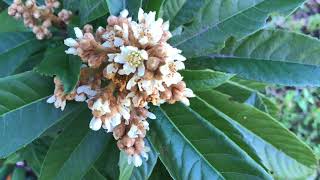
47,8,195,167
8,0,72,39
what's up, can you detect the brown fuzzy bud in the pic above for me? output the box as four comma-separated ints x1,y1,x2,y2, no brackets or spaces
124,147,135,155
143,70,154,80
42,19,52,28
117,140,125,150
161,88,172,100
83,24,93,33
172,88,183,100
134,138,145,152
121,135,135,147
113,123,126,140
146,57,161,71
107,16,118,26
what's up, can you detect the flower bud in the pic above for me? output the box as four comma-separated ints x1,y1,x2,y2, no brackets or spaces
117,140,125,150
121,135,135,147
84,24,93,33
146,57,160,71
113,123,126,140
124,147,135,155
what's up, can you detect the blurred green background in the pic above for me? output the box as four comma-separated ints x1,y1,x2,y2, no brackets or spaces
268,0,320,177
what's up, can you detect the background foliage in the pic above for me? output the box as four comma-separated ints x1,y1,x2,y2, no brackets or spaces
0,0,320,180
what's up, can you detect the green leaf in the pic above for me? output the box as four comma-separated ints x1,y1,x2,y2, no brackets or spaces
126,0,142,19
149,105,272,179
195,90,318,179
130,139,158,180
142,0,163,14
11,167,26,180
94,139,120,180
36,45,82,93
148,159,172,180
0,32,45,77
180,69,233,91
159,0,207,30
19,136,54,176
190,30,320,86
215,80,279,118
119,151,134,180
63,0,79,12
0,9,27,33
170,0,305,57
106,0,142,17
39,109,110,180
230,76,267,92
12,52,44,75
0,71,52,115
0,97,82,158
83,167,107,180
80,0,108,25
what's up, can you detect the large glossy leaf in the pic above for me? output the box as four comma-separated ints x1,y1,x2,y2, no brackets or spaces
0,100,81,158
93,139,120,180
230,76,267,92
12,52,44,75
63,0,79,12
40,109,111,180
83,167,107,180
0,9,27,33
188,30,320,86
142,0,163,14
19,136,54,176
0,32,45,77
80,0,108,25
149,105,272,179
36,45,82,93
180,69,233,91
148,159,172,180
0,71,52,115
195,90,317,179
169,0,305,57
106,0,142,17
215,80,279,118
158,0,207,30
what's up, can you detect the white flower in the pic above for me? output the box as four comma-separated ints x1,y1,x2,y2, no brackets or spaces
160,61,185,86
127,124,141,138
120,9,129,18
115,46,148,76
65,47,77,55
46,95,56,104
140,79,165,95
47,95,66,111
127,146,150,167
104,63,118,75
128,154,143,167
77,85,97,97
102,113,121,132
147,112,156,120
164,43,186,62
74,27,83,39
114,24,129,41
75,94,86,102
92,98,111,114
89,117,102,131
113,37,124,47
180,88,195,106
130,8,164,45
64,38,78,47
